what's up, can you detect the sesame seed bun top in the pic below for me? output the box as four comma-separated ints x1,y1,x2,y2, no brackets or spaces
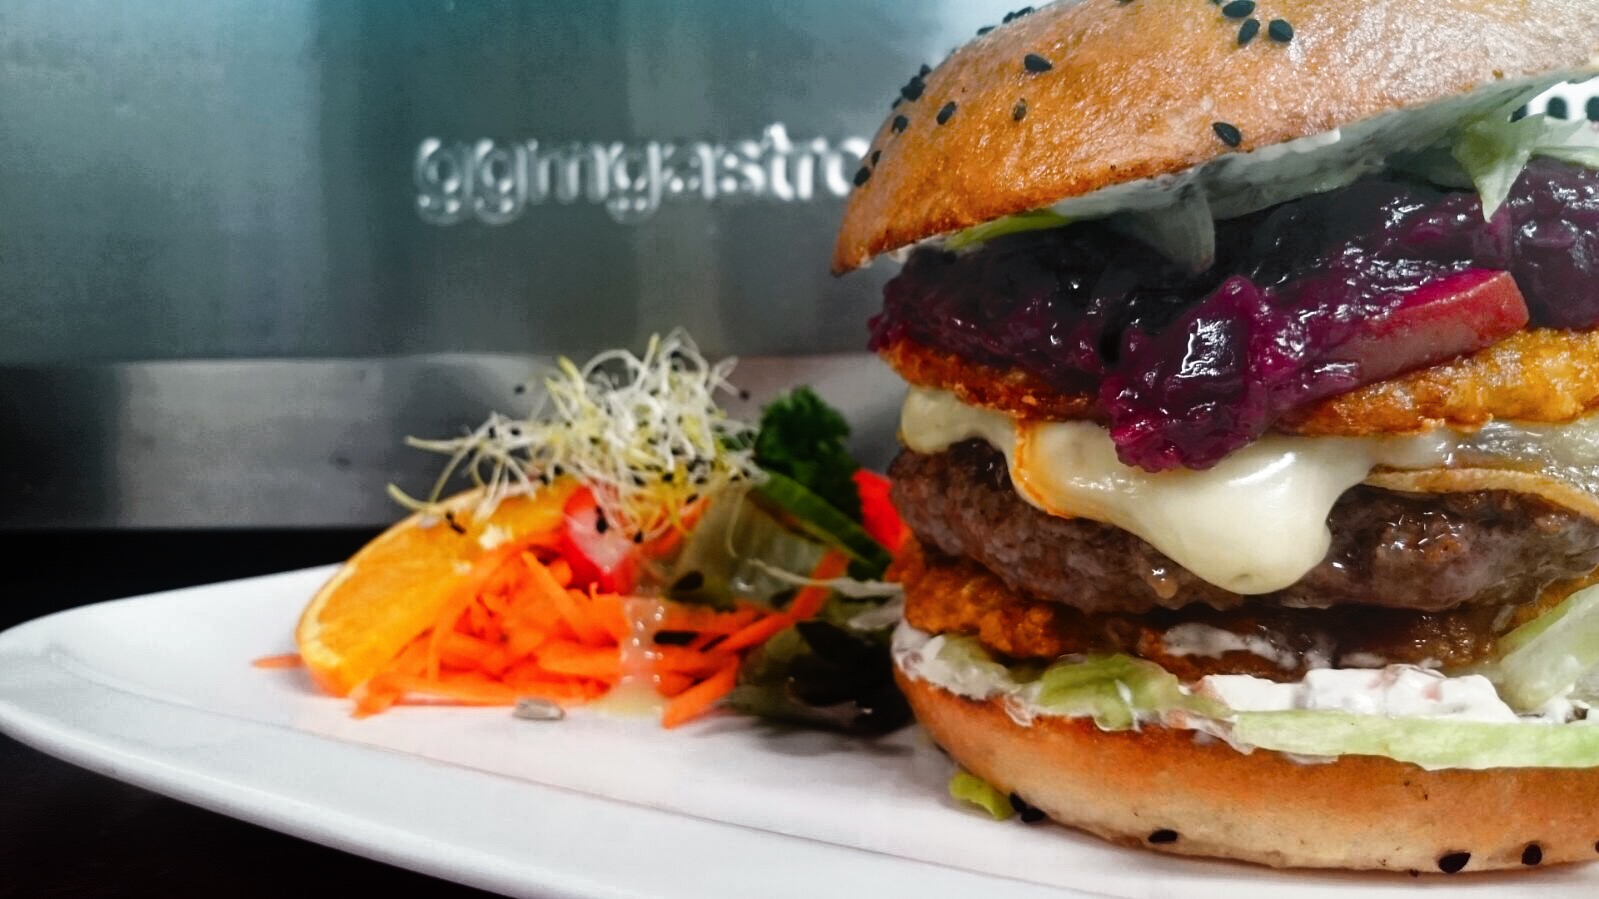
831,0,1599,274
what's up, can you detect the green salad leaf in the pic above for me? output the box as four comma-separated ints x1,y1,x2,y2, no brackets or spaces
712,387,909,735
751,471,892,577
1231,712,1599,771
943,209,1072,252
1450,109,1599,218
948,770,1014,820
1034,653,1219,730
753,387,862,520
1475,583,1599,711
725,598,911,735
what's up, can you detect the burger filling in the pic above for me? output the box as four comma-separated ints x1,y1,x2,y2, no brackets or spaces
872,159,1599,471
875,103,1599,769
891,620,1599,771
892,440,1599,616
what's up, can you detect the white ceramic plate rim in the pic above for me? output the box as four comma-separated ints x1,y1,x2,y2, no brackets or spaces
2,565,1595,898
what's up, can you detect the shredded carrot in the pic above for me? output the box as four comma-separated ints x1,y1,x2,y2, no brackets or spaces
662,659,740,729
330,503,847,731
384,672,523,706
787,550,850,621
717,613,795,653
537,641,623,680
251,653,303,669
653,671,696,698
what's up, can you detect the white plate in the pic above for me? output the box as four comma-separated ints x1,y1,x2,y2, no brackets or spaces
0,567,1595,898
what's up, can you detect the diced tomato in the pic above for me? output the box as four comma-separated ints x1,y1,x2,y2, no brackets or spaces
558,487,641,594
853,469,908,552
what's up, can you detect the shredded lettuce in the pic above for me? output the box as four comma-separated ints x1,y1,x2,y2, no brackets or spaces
948,770,1014,820
1476,583,1599,711
943,209,1071,251
1033,653,1226,729
1450,111,1599,218
1231,712,1599,770
915,634,1599,769
751,471,892,577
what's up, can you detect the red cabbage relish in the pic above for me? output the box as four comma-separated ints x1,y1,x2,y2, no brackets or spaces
869,159,1599,471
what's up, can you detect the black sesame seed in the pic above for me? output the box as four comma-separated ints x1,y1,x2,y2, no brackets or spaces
853,165,871,187
662,472,674,483
870,149,882,166
552,464,565,477
1148,830,1179,844
1212,121,1243,148
445,512,466,535
901,77,925,102
919,64,932,77
594,513,609,534
1267,18,1294,43
1522,844,1543,866
892,114,910,133
633,532,645,544
671,570,705,592
653,630,696,646
513,383,527,395
1008,794,1047,824
937,101,958,125
977,25,995,35
738,389,751,400
1237,18,1260,44
1220,0,1254,18
1013,98,1028,121
1437,852,1471,874
1023,53,1053,73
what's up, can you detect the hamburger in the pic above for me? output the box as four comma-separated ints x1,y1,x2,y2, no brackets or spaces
833,0,1599,875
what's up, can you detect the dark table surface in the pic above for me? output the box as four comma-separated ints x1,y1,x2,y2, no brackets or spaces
2,531,503,899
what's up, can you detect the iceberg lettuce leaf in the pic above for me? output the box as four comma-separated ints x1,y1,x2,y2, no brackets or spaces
1475,583,1599,711
1452,112,1599,219
1232,711,1599,770
948,770,1014,820
943,209,1071,251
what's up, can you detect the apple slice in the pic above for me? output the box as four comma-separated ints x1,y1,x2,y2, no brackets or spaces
1335,269,1529,385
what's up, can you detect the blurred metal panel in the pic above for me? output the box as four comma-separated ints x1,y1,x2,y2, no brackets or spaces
0,354,904,529
0,0,1012,364
0,1,1596,528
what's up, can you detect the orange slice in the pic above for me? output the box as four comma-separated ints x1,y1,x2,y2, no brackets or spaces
295,482,576,696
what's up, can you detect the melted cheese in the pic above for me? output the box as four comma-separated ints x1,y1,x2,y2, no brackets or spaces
900,387,1599,595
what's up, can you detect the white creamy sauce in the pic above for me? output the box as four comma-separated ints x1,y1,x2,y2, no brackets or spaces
901,387,1599,596
1197,667,1520,724
1160,623,1301,671
892,623,1579,735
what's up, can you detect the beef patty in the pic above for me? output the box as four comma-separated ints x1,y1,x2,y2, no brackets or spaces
895,540,1588,681
890,441,1599,615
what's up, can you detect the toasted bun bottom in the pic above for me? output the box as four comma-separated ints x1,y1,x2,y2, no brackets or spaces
898,670,1599,874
